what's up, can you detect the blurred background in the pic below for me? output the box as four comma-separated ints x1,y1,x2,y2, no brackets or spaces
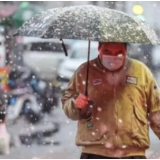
0,1,160,159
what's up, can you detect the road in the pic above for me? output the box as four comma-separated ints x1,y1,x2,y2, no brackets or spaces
0,106,160,159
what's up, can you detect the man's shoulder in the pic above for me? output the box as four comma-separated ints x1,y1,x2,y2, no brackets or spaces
131,58,146,67
130,58,152,76
131,58,149,70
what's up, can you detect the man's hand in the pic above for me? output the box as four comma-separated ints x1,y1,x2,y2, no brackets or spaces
75,94,90,109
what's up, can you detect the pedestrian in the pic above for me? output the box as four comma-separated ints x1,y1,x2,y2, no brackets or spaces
62,42,160,159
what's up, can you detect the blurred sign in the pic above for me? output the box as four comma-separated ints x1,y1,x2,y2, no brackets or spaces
0,4,18,19
0,67,10,92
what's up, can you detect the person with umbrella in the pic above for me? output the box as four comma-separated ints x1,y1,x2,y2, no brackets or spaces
61,41,160,159
14,5,160,159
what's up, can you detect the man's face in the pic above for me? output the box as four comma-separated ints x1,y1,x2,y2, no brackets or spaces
98,42,127,71
98,42,126,57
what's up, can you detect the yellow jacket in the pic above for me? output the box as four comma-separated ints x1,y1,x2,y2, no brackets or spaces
61,57,160,157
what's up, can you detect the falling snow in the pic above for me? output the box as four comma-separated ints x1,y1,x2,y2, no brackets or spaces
97,107,102,112
122,145,127,149
93,64,97,67
118,119,123,123
96,117,100,120
92,132,96,136
82,81,86,85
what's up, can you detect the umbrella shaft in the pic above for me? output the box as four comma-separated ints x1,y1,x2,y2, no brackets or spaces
85,40,90,97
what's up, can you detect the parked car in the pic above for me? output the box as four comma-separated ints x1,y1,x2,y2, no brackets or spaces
57,40,98,90
21,37,71,80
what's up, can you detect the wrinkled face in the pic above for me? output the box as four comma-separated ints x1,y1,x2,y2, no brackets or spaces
98,42,126,58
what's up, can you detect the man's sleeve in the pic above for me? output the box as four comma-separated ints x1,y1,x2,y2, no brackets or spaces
61,69,81,121
146,72,160,139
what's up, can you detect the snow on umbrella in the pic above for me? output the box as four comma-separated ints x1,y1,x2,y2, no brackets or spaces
14,5,159,45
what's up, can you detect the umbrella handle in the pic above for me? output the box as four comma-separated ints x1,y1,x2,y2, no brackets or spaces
85,40,90,97
60,39,68,56
79,100,94,119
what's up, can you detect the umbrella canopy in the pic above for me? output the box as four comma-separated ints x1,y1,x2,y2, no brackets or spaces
14,5,159,45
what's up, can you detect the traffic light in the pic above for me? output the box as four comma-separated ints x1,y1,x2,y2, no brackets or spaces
132,4,145,21
133,4,144,15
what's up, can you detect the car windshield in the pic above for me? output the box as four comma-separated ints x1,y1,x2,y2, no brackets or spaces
71,47,98,59
30,42,69,52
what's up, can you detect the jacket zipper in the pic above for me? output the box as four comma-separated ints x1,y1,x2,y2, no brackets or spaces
112,72,119,157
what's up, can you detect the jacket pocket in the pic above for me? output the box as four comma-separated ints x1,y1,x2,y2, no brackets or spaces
133,105,147,126
77,118,101,142
131,104,149,148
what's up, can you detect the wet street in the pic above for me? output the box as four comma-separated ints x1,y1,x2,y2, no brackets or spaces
0,103,81,159
0,103,160,159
